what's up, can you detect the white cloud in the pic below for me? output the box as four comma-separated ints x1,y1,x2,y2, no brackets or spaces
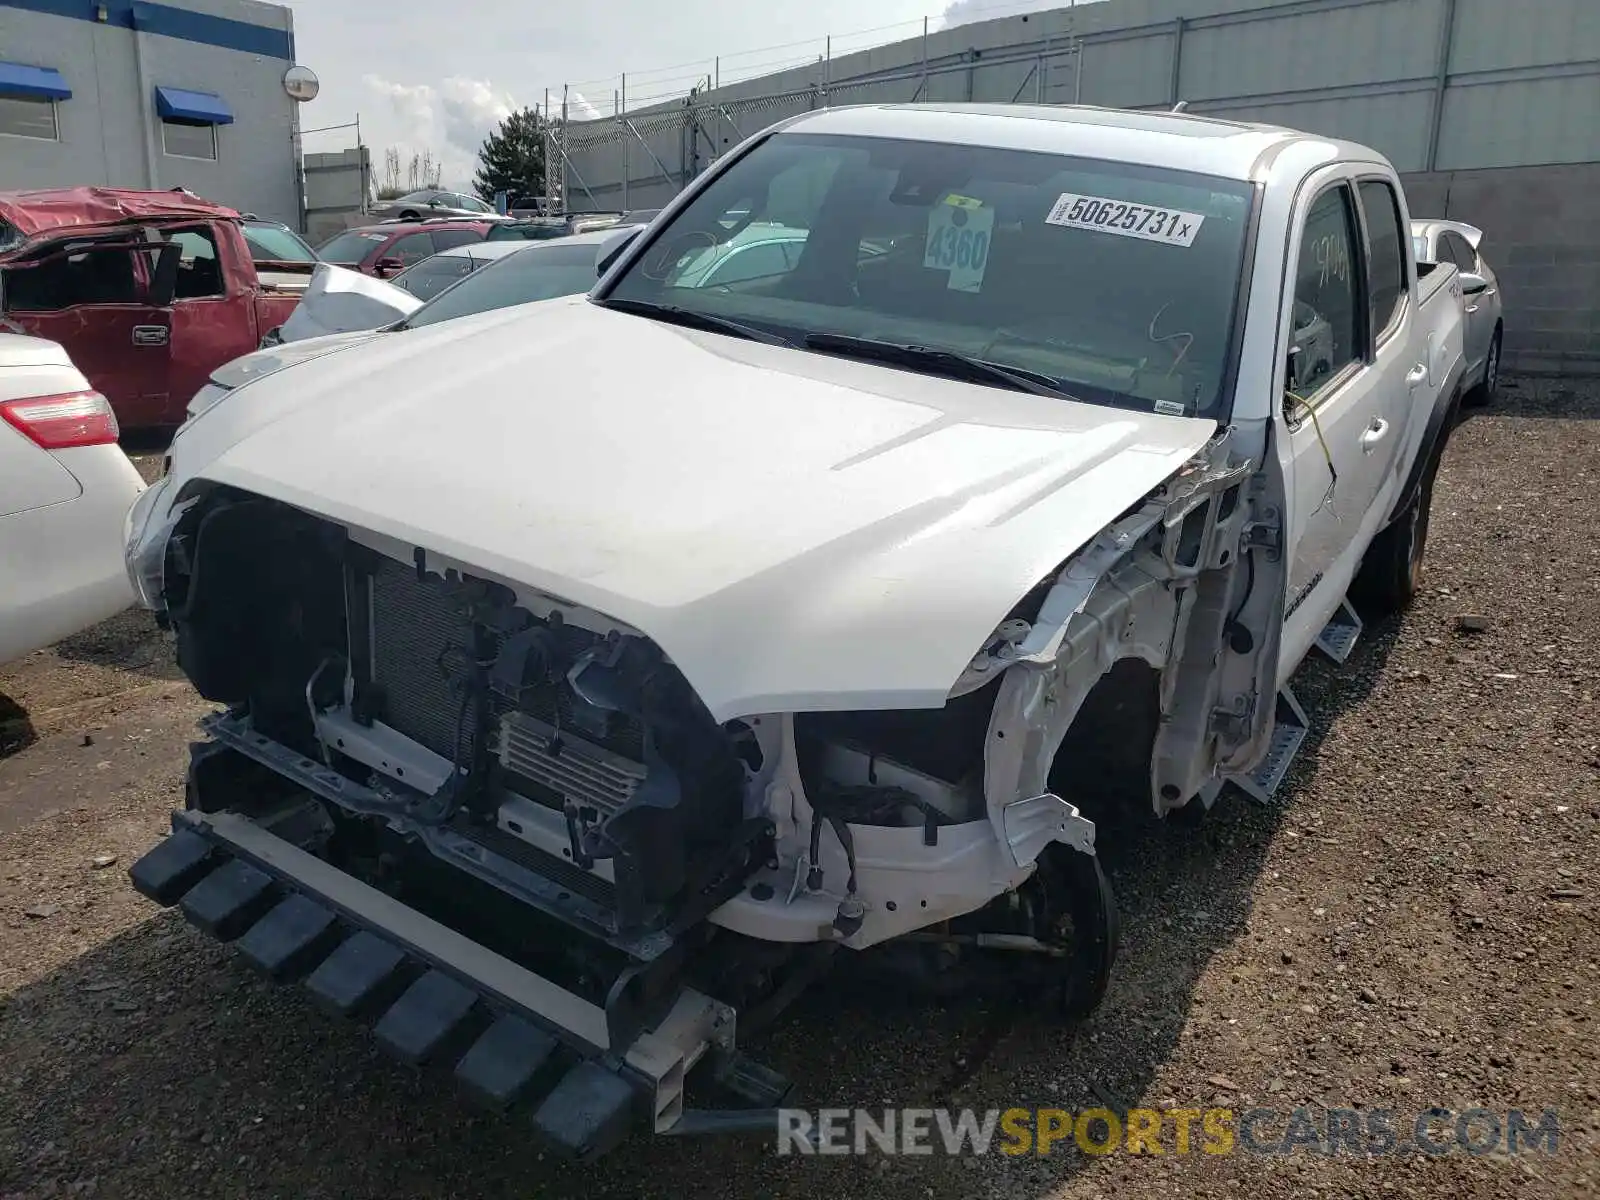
937,0,1101,31
567,91,604,121
362,73,520,189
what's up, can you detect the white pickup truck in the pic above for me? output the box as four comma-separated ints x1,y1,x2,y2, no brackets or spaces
124,103,1467,1158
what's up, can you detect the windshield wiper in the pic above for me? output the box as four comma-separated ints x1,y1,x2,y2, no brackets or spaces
801,332,1081,402
595,297,794,346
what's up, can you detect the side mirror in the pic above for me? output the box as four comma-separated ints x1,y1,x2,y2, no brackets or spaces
595,226,642,277
1458,270,1488,296
374,256,403,277
1285,344,1304,393
427,198,442,208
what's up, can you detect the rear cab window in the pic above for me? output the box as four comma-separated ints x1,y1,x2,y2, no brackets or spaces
164,228,226,299
1357,180,1407,339
603,132,1257,420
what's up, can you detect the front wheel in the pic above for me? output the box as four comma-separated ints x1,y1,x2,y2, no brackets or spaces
1465,325,1502,407
398,209,420,222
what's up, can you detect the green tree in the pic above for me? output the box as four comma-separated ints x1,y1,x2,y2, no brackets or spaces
472,107,547,204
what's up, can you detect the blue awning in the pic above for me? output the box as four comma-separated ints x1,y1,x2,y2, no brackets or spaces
0,62,71,101
154,86,234,125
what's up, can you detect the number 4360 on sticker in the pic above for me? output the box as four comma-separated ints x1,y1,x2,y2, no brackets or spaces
924,201,995,292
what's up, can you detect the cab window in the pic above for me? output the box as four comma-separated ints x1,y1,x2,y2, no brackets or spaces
166,229,225,299
1357,180,1406,337
1288,184,1363,398
387,233,435,267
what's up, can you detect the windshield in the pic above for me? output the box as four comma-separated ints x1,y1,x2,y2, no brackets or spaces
392,253,479,300
317,230,386,264
244,222,317,263
602,132,1256,418
401,242,599,329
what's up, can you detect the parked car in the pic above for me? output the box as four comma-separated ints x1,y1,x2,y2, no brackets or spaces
1411,219,1502,404
238,217,321,295
368,189,507,223
0,187,307,430
314,222,490,280
663,222,810,287
389,239,531,302
126,104,1467,1160
485,211,630,242
186,227,642,418
0,331,144,663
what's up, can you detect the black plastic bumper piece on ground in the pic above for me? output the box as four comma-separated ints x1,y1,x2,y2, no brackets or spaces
374,969,480,1065
455,1014,561,1110
128,829,217,905
237,894,340,980
126,804,792,1161
304,930,410,1017
178,858,277,940
531,1060,639,1160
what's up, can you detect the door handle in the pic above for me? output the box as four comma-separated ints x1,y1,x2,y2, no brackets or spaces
1405,363,1428,387
1360,417,1390,453
132,325,169,347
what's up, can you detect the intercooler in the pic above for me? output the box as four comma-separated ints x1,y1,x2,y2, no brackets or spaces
365,556,647,820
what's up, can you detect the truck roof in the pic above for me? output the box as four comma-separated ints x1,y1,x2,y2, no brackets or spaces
0,186,239,243
781,103,1380,183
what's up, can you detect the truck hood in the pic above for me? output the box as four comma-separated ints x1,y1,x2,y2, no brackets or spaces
171,297,1216,721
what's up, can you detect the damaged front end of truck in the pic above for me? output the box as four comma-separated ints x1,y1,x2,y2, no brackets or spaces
121,416,1287,1159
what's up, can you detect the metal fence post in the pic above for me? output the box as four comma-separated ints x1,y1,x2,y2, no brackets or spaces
620,74,630,211
1169,17,1185,107
1425,0,1459,172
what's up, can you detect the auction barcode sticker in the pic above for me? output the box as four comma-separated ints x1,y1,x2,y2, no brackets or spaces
1044,193,1207,247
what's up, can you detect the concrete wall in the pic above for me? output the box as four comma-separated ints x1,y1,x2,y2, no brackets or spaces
1402,164,1600,376
0,0,301,227
560,0,1600,371
303,147,372,244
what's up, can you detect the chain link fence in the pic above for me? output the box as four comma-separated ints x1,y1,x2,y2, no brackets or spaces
548,39,1088,212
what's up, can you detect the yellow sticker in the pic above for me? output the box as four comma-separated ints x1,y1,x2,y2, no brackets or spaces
942,193,985,210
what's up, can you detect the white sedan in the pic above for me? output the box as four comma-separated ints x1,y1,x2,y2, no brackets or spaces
188,226,642,421
1411,219,1503,404
0,332,146,663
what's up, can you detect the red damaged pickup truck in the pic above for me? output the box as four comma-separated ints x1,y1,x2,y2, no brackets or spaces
0,188,310,430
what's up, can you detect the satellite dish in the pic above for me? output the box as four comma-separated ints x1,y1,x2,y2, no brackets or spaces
283,65,320,103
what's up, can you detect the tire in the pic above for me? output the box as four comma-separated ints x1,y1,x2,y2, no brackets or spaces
398,209,420,222
1464,324,1502,408
1352,448,1440,619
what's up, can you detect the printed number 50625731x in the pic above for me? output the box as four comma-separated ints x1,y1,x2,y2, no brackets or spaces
1045,193,1207,248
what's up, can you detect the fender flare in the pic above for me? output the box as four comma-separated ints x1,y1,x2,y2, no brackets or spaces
1390,366,1465,528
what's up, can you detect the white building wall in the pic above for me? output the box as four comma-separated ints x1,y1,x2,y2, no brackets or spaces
0,0,301,227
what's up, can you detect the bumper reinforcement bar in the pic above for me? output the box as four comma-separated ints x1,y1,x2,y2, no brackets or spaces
129,808,792,1159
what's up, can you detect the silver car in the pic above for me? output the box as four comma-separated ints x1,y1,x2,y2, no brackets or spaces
1412,219,1503,405
369,189,506,224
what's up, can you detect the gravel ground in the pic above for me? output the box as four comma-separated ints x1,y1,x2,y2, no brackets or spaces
1,379,1597,1199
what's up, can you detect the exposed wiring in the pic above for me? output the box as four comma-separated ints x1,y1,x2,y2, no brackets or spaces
1147,302,1194,379
1285,388,1340,521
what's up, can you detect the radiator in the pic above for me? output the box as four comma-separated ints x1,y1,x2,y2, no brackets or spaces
366,556,647,774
